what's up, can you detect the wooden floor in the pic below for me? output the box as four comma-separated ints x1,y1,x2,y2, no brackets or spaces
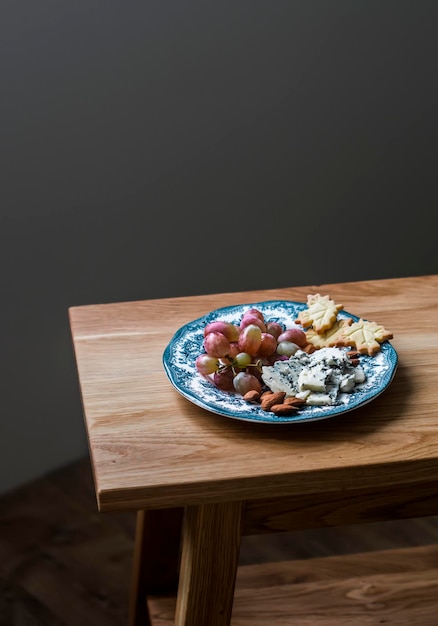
1,457,438,625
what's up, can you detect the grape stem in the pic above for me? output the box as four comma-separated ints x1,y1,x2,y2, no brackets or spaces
217,357,263,377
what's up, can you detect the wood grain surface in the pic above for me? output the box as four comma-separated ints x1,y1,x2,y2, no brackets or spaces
174,502,243,626
148,545,438,626
69,275,438,512
243,480,438,535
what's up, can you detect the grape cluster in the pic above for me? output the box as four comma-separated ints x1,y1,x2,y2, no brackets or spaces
195,307,307,397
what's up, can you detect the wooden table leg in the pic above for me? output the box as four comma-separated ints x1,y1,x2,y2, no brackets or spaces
174,501,243,626
129,507,183,626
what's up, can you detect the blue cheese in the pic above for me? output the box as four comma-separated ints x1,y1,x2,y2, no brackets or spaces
306,392,333,405
261,347,366,407
260,353,308,396
298,365,332,392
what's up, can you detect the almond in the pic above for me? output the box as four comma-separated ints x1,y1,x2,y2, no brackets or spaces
283,396,306,406
261,391,286,411
243,390,261,403
260,390,274,399
271,403,299,416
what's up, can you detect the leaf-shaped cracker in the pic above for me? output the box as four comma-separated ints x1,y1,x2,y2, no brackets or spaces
305,318,353,349
335,319,393,356
295,294,343,334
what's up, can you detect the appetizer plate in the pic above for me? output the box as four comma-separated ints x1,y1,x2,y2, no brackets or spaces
162,301,398,424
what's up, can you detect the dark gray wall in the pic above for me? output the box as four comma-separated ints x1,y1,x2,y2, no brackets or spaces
1,1,437,494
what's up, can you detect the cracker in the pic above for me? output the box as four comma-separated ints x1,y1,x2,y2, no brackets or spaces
295,294,343,334
305,318,353,349
334,318,393,356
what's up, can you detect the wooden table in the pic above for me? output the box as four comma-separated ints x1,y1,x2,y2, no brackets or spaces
69,275,438,626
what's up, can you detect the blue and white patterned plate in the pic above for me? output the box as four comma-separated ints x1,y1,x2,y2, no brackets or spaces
162,301,398,424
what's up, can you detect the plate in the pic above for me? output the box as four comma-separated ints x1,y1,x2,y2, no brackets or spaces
162,300,398,424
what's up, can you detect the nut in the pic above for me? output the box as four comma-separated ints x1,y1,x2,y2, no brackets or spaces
283,396,306,406
243,390,261,403
260,391,286,411
270,403,299,416
260,390,274,399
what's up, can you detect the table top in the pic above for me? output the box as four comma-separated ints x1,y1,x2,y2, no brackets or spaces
69,275,438,513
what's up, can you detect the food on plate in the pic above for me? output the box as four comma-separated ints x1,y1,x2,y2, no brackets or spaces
233,371,262,396
334,318,394,356
305,318,353,349
277,327,308,348
195,353,220,375
295,293,344,334
238,324,263,355
195,294,394,416
261,347,366,407
203,331,231,358
298,294,393,356
203,320,239,341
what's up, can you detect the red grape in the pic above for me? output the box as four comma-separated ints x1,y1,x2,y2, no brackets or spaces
265,321,283,339
203,332,231,358
278,327,307,348
195,354,220,375
228,342,241,359
204,321,239,342
238,324,262,355
233,372,262,395
257,332,277,357
213,368,235,391
244,308,265,321
240,314,267,332
277,341,299,357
